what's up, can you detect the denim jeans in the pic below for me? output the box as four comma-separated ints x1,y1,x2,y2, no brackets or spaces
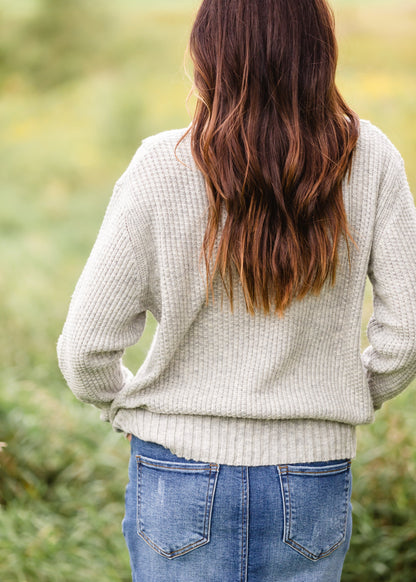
122,435,352,582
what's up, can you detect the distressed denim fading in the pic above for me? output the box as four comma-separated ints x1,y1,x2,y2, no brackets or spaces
122,436,352,582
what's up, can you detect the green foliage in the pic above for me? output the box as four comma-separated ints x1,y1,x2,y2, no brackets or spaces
0,371,138,581
342,397,416,581
0,0,113,90
0,0,415,580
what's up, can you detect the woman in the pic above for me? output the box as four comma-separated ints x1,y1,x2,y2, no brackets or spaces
57,0,416,580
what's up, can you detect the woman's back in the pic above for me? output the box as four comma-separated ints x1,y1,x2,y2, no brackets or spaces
57,118,416,466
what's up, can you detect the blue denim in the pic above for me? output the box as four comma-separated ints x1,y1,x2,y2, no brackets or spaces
122,436,353,581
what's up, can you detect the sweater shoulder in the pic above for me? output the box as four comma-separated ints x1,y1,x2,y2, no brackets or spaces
133,126,194,169
355,119,411,239
113,126,197,205
111,126,204,229
117,126,197,190
140,126,191,150
356,118,404,169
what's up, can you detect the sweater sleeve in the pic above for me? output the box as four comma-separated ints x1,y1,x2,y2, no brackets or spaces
362,155,416,410
57,174,149,420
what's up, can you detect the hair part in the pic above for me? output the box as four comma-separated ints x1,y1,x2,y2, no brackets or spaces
178,0,360,316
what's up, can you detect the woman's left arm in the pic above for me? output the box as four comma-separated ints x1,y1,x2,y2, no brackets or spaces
57,175,149,420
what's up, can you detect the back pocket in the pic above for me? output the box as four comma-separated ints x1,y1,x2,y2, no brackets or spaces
136,454,219,559
277,460,351,561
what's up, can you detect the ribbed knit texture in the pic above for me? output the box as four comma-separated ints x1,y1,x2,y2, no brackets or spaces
57,119,416,465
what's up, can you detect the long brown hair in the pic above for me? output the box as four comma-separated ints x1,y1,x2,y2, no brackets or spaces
179,0,359,316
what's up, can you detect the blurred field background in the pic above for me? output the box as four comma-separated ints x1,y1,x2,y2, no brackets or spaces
0,0,415,580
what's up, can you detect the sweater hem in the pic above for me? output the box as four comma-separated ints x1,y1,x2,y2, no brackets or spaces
112,408,357,466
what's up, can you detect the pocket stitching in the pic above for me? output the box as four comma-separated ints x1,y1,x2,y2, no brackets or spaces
278,463,351,561
136,456,219,559
138,456,219,472
202,465,214,542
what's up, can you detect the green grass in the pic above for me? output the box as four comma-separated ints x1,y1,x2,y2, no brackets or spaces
0,1,415,580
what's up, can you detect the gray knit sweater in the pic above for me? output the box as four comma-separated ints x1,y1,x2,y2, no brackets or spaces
57,119,416,465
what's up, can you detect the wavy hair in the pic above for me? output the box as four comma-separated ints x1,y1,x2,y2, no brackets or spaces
178,0,360,316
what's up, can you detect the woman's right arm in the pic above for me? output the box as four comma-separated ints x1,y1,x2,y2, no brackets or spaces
362,153,416,410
